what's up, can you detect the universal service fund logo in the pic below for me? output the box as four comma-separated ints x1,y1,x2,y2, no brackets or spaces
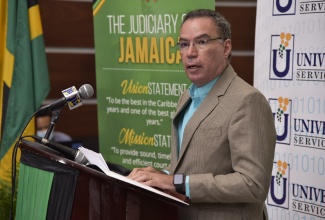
273,0,325,16
267,160,290,209
272,0,296,15
270,97,292,145
300,0,325,14
296,47,325,82
293,117,325,150
270,33,295,80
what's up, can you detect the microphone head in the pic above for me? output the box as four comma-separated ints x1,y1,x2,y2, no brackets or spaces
79,84,94,99
74,150,89,165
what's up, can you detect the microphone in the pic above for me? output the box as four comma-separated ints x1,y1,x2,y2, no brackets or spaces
40,84,94,111
31,135,88,165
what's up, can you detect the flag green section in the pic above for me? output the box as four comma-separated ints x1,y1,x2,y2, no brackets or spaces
15,163,53,220
0,0,50,167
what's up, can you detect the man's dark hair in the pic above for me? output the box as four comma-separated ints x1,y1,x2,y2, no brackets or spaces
182,9,231,40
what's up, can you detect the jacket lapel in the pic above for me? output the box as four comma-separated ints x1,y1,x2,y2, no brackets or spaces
173,65,237,170
171,92,191,161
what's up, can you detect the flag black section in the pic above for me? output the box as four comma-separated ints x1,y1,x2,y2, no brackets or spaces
27,0,38,9
1,84,10,138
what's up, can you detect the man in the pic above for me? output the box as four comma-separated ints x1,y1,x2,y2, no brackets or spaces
36,110,72,142
128,9,276,220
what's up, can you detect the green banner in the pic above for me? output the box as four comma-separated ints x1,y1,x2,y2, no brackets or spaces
93,0,214,170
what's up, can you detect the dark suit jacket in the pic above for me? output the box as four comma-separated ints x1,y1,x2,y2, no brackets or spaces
168,65,276,220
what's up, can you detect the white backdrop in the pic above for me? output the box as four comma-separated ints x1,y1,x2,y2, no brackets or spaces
254,0,325,219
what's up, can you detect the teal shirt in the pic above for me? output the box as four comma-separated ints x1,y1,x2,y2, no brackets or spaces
178,77,219,198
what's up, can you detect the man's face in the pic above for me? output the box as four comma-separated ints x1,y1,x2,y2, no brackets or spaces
179,17,231,87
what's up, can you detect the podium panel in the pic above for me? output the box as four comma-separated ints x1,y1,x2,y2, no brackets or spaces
16,140,180,220
16,144,79,220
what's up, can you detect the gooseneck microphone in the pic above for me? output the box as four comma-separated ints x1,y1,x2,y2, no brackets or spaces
32,135,88,165
40,84,94,111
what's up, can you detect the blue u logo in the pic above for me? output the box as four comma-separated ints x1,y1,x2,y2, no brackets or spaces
273,113,289,141
272,49,291,78
276,0,293,13
270,176,287,205
277,113,289,141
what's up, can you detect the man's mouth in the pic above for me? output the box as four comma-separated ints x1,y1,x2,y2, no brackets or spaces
187,65,200,69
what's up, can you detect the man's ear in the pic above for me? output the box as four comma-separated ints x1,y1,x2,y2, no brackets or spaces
223,39,232,58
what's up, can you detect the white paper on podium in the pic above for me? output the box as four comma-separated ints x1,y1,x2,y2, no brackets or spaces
78,147,188,205
79,147,110,173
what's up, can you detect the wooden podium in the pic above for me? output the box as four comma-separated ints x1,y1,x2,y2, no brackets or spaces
17,140,186,220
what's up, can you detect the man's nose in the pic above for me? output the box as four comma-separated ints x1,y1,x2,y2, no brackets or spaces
186,43,198,56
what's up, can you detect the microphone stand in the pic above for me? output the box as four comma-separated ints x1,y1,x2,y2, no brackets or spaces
44,107,62,140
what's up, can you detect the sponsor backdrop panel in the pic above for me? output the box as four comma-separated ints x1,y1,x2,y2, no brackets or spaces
93,1,214,170
255,0,325,219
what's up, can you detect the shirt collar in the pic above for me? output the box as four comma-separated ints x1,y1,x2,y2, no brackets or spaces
188,77,219,101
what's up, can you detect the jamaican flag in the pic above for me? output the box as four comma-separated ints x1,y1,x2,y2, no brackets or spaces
0,0,50,181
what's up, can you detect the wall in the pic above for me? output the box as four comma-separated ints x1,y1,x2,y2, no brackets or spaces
39,0,257,151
